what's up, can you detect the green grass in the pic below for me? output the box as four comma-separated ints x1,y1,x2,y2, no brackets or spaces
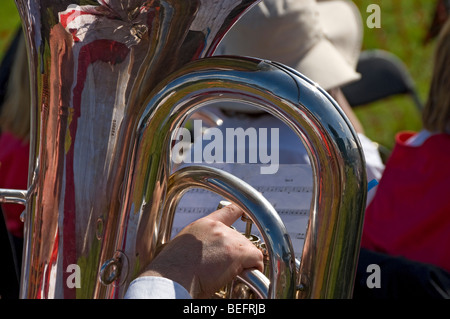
352,0,435,149
0,1,20,60
0,1,437,150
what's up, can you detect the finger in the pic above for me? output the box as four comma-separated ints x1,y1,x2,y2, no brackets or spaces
207,203,245,227
239,245,264,273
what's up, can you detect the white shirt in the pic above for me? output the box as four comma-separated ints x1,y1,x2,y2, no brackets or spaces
124,276,191,299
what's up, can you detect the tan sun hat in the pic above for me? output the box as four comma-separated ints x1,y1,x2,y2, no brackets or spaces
217,0,363,91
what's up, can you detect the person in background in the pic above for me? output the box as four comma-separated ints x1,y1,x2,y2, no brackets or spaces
0,30,29,298
361,18,450,275
355,18,450,299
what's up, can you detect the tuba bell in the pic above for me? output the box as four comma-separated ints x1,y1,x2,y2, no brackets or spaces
0,0,367,299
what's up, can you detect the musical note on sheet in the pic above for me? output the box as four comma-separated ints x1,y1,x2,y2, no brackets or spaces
171,163,313,258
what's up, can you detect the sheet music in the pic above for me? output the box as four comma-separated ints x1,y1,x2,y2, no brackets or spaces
171,163,313,258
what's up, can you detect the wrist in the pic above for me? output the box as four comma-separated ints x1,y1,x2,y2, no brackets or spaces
140,264,199,298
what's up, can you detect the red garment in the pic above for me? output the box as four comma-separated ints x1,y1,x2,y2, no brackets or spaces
0,132,29,238
361,131,450,272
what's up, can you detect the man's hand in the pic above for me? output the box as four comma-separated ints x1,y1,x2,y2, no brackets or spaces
138,204,264,298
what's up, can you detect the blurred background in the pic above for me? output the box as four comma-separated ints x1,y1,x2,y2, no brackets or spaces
0,0,440,150
351,0,435,150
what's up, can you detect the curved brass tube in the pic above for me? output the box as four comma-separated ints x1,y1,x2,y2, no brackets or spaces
118,56,367,299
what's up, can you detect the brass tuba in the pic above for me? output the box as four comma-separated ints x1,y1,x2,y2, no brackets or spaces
0,0,367,299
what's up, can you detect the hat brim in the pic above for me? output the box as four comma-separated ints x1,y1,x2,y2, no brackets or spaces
294,38,361,91
317,0,364,70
